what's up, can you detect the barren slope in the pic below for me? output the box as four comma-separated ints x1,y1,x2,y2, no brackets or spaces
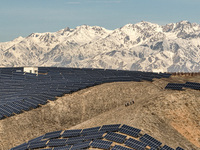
0,76,199,149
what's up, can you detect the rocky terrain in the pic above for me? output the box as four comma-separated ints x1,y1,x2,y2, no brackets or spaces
0,21,200,72
0,75,199,149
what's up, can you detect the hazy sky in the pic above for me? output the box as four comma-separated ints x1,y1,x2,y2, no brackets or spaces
0,0,200,42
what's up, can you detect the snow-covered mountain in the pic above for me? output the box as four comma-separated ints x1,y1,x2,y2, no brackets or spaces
0,21,200,72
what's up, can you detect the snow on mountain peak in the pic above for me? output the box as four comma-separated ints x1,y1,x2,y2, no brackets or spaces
179,20,190,24
13,36,24,42
163,20,200,36
0,21,200,72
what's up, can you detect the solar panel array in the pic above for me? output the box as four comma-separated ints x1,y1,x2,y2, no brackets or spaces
140,133,163,149
0,67,171,120
160,145,174,150
125,138,147,150
165,82,200,90
11,124,185,150
165,83,184,90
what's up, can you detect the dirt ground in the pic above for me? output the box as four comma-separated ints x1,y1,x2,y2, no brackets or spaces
0,75,199,150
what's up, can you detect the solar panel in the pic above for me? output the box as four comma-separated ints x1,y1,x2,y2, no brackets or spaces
61,129,82,138
28,135,44,144
10,142,28,150
0,104,18,115
53,145,72,150
66,136,85,145
28,140,48,149
15,100,35,109
24,98,43,107
23,99,39,109
100,124,121,132
139,134,162,149
13,101,30,111
4,103,21,114
176,147,185,150
185,81,200,86
47,139,67,147
70,140,91,150
0,67,172,121
160,145,174,150
42,130,62,140
119,124,141,138
104,132,127,143
149,148,159,150
28,97,47,105
140,76,153,82
111,145,134,150
90,139,112,149
0,106,13,117
125,138,147,150
81,126,101,135
0,114,4,119
84,131,105,140
39,94,57,101
184,82,200,90
165,83,184,90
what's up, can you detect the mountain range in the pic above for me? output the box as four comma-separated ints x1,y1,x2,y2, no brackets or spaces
0,21,200,72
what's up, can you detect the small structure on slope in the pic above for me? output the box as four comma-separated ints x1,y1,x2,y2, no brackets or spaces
23,66,38,75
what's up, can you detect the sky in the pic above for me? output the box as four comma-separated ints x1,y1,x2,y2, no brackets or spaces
0,0,200,42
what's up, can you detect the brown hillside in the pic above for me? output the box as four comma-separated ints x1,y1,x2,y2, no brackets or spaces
0,76,199,150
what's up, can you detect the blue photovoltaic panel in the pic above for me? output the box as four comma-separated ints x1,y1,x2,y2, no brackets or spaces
0,114,4,119
125,138,147,150
5,102,22,114
81,126,100,135
4,104,21,114
176,147,185,150
53,145,72,150
0,105,15,115
84,131,105,140
13,101,30,111
70,140,91,150
28,135,44,144
149,148,159,150
47,139,67,147
119,124,141,138
184,82,200,90
10,143,28,150
0,106,13,117
139,134,162,149
165,83,184,90
42,130,62,140
61,129,82,138
66,136,85,145
160,145,174,150
104,132,127,143
15,100,34,110
111,145,134,150
23,99,39,109
119,128,140,138
90,139,112,149
28,140,48,149
0,67,171,120
120,124,141,133
100,124,121,132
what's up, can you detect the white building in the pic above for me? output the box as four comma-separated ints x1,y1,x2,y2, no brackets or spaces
152,68,167,73
23,67,38,75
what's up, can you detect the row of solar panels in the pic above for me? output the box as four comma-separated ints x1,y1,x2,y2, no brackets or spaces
0,67,171,120
0,67,171,77
11,124,184,150
165,82,200,90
